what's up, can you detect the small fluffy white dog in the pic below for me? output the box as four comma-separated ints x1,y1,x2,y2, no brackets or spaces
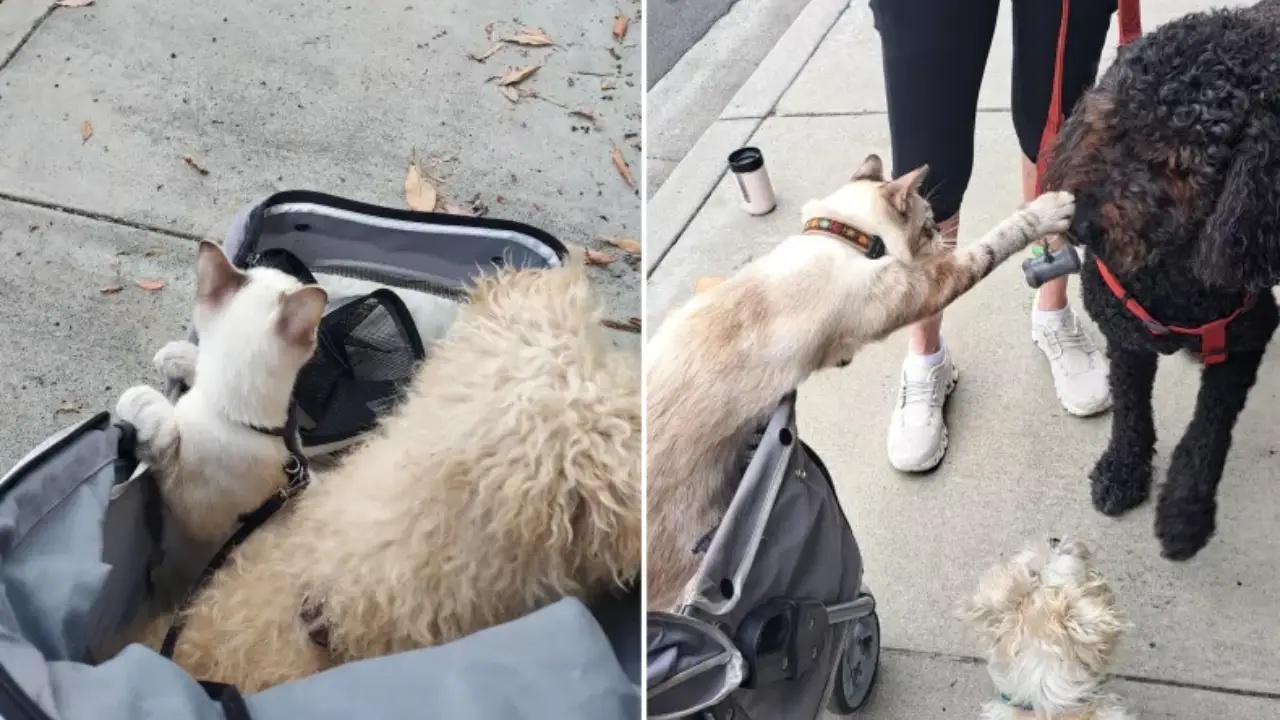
960,539,1133,720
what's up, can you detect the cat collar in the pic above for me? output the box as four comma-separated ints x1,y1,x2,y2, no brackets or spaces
803,217,886,259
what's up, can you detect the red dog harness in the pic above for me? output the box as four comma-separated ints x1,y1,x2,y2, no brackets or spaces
1093,258,1256,365
1036,0,1255,365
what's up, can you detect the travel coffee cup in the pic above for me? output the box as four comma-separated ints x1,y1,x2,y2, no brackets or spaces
728,147,777,216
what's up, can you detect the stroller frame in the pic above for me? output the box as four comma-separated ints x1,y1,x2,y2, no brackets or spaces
647,393,881,720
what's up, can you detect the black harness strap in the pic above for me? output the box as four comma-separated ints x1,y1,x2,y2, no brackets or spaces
200,681,253,720
160,406,310,660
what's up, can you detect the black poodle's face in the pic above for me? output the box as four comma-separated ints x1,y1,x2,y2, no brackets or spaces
1043,36,1280,292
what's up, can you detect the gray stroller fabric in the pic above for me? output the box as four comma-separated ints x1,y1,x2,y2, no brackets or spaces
647,393,864,720
0,410,639,720
0,194,636,720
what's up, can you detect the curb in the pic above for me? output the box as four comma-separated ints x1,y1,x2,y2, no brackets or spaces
644,0,850,276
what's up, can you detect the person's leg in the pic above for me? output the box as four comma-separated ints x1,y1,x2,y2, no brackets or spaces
871,0,998,472
1012,0,1116,416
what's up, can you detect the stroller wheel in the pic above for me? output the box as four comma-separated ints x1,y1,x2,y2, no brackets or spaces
827,602,880,715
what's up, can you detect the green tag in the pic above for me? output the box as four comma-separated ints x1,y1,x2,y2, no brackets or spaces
1030,245,1046,258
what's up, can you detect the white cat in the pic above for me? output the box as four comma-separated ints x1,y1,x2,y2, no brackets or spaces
115,240,328,544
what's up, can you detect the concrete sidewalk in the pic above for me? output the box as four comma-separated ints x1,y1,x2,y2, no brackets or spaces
646,0,1280,717
0,0,641,470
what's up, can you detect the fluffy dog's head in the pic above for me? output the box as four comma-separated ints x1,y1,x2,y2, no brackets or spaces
800,154,943,261
959,539,1128,716
1043,6,1280,290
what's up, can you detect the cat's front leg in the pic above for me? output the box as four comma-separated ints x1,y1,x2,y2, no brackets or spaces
871,191,1075,332
115,385,181,468
154,340,198,386
975,190,1076,266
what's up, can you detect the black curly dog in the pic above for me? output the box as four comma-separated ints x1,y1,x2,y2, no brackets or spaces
1044,0,1280,561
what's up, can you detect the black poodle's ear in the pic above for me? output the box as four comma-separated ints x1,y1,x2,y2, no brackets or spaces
1196,133,1280,289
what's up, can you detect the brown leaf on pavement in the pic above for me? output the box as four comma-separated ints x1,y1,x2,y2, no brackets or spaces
499,85,520,103
100,284,122,294
584,249,613,266
612,14,629,42
569,109,597,123
80,120,93,143
404,151,439,212
135,279,167,291
504,28,555,46
600,317,641,334
499,64,540,86
469,43,504,61
181,155,210,175
601,236,641,254
610,145,634,187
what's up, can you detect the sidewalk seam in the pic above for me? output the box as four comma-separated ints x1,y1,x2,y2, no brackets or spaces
882,647,1280,701
0,190,202,243
646,0,847,277
0,3,53,74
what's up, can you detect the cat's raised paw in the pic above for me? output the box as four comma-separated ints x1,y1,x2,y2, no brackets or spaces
154,341,199,385
1026,191,1076,237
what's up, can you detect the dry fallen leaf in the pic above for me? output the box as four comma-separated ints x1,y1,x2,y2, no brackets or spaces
469,43,504,61
584,249,613,266
600,318,641,334
613,14,629,42
499,85,520,103
499,64,540,86
404,151,439,212
181,155,210,175
55,0,94,7
80,120,93,143
695,277,726,295
135,279,167,291
484,22,495,39
55,402,84,416
569,109,596,123
610,145,634,187
601,236,641,254
505,28,555,46
100,284,122,294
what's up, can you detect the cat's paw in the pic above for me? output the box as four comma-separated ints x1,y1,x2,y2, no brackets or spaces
1025,191,1075,237
115,385,170,440
154,341,198,384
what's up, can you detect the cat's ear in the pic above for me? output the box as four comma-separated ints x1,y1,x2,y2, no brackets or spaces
195,240,247,305
276,286,329,347
851,154,885,182
882,165,930,215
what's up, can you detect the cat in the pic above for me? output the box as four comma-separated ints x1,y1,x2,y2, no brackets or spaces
136,261,640,692
115,240,328,547
645,154,1076,611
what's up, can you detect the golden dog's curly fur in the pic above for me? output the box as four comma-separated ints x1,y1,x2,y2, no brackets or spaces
144,261,640,692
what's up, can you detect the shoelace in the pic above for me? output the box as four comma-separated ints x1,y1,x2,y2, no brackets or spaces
900,376,940,407
1043,322,1096,355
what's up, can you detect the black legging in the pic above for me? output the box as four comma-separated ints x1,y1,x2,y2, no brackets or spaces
870,0,1117,222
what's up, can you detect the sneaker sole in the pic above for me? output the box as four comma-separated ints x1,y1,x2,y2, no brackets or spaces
890,363,959,474
1031,332,1113,417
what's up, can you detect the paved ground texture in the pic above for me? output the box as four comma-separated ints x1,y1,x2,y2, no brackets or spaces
0,0,641,469
647,0,1280,717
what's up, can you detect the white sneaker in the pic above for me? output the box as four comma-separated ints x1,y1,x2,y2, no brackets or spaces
1031,306,1112,417
887,349,958,473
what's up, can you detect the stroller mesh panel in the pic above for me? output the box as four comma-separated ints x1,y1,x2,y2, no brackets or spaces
293,290,424,443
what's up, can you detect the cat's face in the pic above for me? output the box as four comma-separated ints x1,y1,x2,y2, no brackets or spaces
191,241,328,374
801,154,941,261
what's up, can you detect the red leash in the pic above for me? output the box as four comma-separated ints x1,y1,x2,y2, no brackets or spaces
1035,0,1142,194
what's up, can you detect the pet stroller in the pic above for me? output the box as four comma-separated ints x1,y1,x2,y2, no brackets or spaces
0,191,640,720
646,393,881,719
